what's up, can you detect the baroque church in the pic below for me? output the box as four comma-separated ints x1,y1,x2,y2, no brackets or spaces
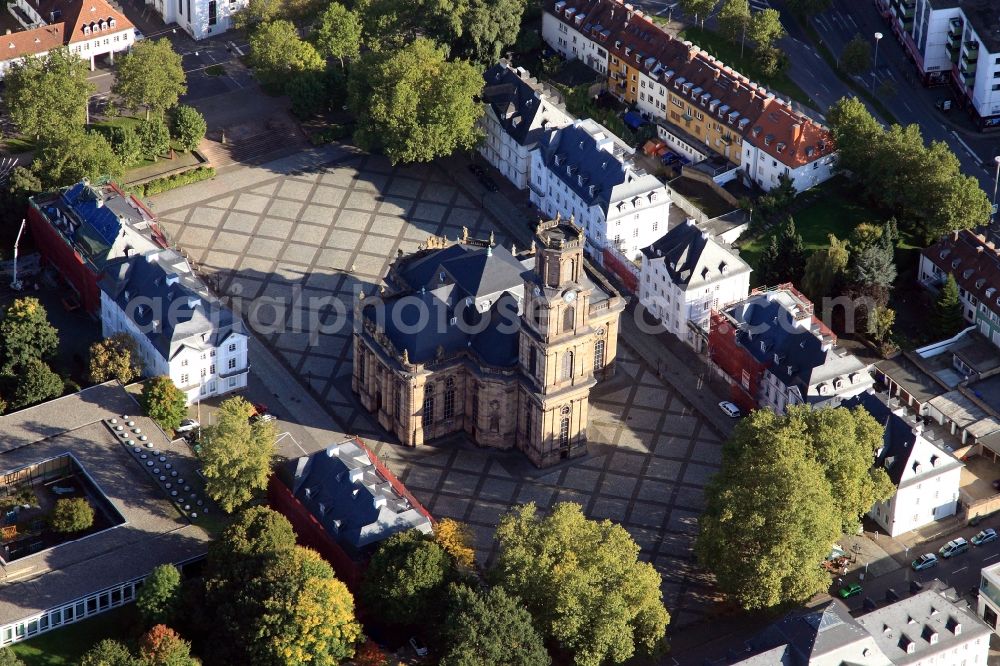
352,217,625,467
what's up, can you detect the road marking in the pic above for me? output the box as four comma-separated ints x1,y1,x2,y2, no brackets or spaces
985,553,1000,562
847,14,858,29
275,431,307,456
950,130,981,164
952,566,968,574
902,101,914,114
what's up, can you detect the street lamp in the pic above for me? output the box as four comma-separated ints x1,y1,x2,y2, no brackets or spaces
872,32,884,92
992,155,1000,220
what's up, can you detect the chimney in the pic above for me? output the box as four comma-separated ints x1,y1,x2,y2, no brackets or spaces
791,122,802,144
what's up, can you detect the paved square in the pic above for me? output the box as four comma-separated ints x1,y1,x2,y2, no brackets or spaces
149,151,725,628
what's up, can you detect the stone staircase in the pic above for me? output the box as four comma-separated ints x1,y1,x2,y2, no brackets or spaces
200,122,307,170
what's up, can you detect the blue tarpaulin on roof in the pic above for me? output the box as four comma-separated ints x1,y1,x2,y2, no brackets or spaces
623,111,646,130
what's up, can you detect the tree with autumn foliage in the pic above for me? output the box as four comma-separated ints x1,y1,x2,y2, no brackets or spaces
434,518,476,569
138,625,198,666
353,641,390,666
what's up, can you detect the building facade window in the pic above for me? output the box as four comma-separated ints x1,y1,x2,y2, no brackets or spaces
443,377,455,420
559,417,570,447
562,351,574,380
357,347,365,383
394,384,402,419
594,338,605,371
228,358,236,370
563,306,575,333
208,0,217,24
423,385,435,425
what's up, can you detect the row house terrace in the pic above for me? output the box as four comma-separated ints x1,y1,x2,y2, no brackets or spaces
543,0,837,192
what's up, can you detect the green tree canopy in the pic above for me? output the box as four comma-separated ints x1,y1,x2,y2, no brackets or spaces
679,0,716,25
354,0,467,51
136,564,182,627
491,503,669,666
456,0,528,64
141,376,188,432
31,129,124,188
696,409,840,610
757,217,805,286
50,497,94,533
113,39,186,119
851,242,896,288
718,0,751,44
313,2,362,66
0,297,58,370
840,34,872,77
88,333,142,385
0,648,25,666
349,37,484,164
79,639,137,666
199,396,276,513
136,118,171,160
254,547,362,665
3,48,93,140
362,528,456,627
102,125,144,168
169,105,207,152
828,97,991,241
747,8,785,50
801,234,849,304
287,69,331,119
933,274,965,338
440,584,550,666
9,357,63,409
248,20,324,93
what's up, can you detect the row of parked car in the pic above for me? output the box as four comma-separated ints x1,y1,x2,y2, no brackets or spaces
911,529,998,571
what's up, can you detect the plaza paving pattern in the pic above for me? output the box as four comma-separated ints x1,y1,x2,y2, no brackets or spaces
150,150,723,628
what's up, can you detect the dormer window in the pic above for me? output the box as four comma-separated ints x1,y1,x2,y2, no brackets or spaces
951,258,961,269
83,25,91,34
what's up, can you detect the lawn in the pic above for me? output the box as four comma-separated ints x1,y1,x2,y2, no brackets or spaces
88,115,188,172
736,179,880,276
11,606,136,666
675,25,815,109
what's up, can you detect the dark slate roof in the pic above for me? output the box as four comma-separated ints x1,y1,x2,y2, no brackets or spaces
840,392,916,486
291,440,433,553
640,219,750,289
539,120,629,208
394,243,528,298
482,62,566,148
98,249,241,360
732,298,833,393
746,601,882,665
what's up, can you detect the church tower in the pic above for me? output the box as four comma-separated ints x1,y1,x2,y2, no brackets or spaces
517,216,596,466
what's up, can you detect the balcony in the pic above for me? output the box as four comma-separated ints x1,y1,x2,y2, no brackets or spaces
966,40,979,55
961,57,977,75
901,4,914,18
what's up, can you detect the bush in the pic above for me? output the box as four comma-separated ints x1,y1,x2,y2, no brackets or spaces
308,125,349,146
50,497,94,533
136,118,171,159
136,167,216,197
99,124,143,168
169,105,207,152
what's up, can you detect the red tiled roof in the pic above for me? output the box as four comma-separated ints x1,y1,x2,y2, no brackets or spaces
924,229,1000,317
546,0,836,168
0,0,132,61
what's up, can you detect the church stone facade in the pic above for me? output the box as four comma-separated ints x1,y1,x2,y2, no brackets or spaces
352,218,625,467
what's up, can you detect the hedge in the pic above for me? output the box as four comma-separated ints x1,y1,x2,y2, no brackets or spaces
134,166,216,197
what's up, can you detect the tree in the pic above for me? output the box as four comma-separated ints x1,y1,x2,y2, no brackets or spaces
248,20,325,93
88,333,142,384
138,625,197,666
199,396,276,512
287,69,330,119
31,129,124,188
232,0,284,30
679,0,716,26
434,518,476,568
851,243,896,288
9,357,64,409
934,274,965,338
349,38,484,164
0,649,25,666
0,297,58,370
50,497,95,533
457,0,528,65
141,376,188,432
137,119,171,160
868,305,895,345
113,39,187,119
747,8,785,50
313,2,362,67
256,547,362,665
757,218,805,286
3,48,93,140
491,503,669,666
718,0,750,45
793,405,895,533
696,410,840,610
7,166,42,199
137,564,182,627
79,639,136,666
827,97,884,177
103,125,144,168
354,0,467,52
363,529,455,626
169,105,207,152
801,234,849,304
440,584,550,666
354,641,390,666
840,34,872,77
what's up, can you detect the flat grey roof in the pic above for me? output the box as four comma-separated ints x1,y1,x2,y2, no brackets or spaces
875,355,947,404
0,383,210,625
